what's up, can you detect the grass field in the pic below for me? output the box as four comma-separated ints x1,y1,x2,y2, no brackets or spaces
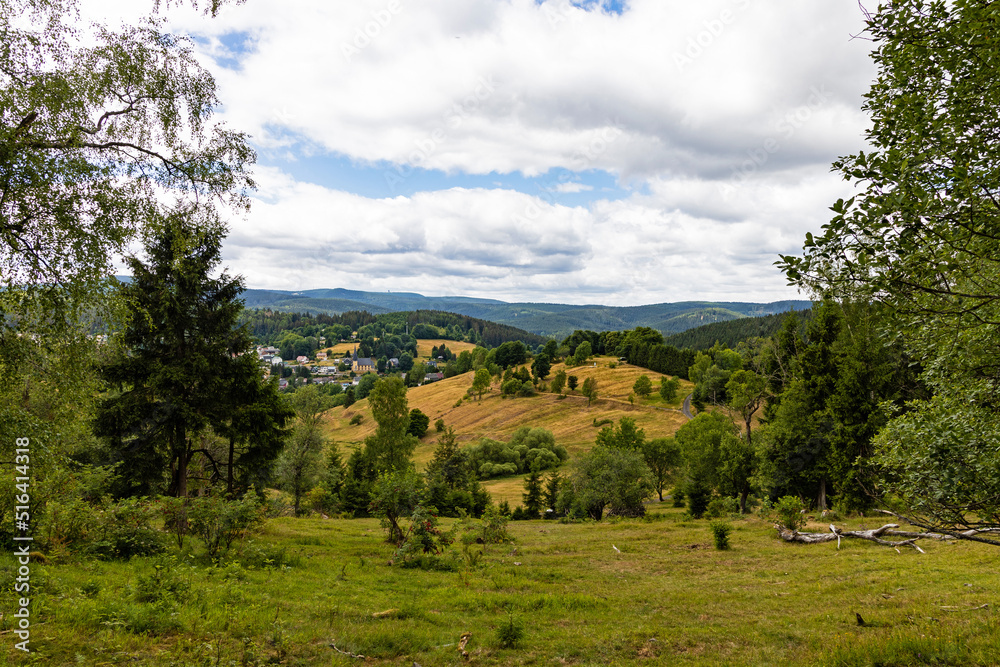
321,357,692,503
416,339,479,360
4,506,998,666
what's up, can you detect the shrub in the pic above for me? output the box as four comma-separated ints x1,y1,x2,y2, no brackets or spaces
435,418,446,433
90,497,167,560
705,496,740,519
135,557,189,603
495,613,525,648
349,413,364,425
392,506,454,567
501,378,522,396
686,484,711,519
710,521,733,550
775,496,806,531
481,504,512,544
188,493,266,560
671,488,686,508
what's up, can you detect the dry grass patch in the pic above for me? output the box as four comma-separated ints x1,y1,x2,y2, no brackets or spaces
415,338,478,360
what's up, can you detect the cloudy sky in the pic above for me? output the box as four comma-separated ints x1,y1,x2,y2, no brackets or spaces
92,0,876,306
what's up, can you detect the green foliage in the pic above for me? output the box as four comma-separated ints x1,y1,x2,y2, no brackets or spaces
365,377,418,474
705,497,740,519
774,496,805,531
685,484,711,520
642,437,682,502
659,377,680,402
874,395,1000,533
573,340,593,365
494,613,526,649
558,446,653,520
567,375,578,392
775,0,1000,536
349,414,364,426
633,374,653,397
435,418,446,432
466,427,567,479
407,408,430,438
663,309,813,351
355,373,378,399
531,353,552,381
709,521,733,550
580,377,598,405
471,367,492,400
501,378,522,396
94,212,260,498
480,504,512,543
0,0,253,317
675,412,742,509
187,493,266,560
522,465,544,519
595,417,645,450
550,369,567,394
369,467,425,545
392,506,455,569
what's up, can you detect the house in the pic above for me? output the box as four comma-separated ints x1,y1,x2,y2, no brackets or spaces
388,357,399,368
423,372,444,384
316,351,328,361
351,346,375,374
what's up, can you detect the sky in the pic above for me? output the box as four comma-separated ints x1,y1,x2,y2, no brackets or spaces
87,0,876,306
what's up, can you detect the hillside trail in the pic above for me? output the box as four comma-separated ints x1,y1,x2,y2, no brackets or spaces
682,393,693,420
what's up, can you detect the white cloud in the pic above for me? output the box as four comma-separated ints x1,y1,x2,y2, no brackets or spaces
76,0,876,305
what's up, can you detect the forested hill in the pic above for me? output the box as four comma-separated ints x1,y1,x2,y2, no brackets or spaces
240,308,547,348
241,287,810,339
663,307,815,351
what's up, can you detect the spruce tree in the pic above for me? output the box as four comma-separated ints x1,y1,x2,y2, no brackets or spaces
95,209,256,498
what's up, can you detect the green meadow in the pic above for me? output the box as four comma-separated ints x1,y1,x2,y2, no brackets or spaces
3,506,998,666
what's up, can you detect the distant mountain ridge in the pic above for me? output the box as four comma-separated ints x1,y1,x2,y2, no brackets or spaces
238,286,811,339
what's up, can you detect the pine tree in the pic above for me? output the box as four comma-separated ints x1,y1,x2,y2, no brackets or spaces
522,462,544,519
95,209,254,498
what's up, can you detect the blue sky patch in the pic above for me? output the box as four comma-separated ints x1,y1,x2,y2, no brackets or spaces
257,149,637,206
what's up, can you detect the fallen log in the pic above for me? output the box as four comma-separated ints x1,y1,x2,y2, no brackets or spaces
776,523,925,552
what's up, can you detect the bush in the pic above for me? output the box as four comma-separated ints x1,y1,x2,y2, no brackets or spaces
710,521,733,550
501,378,522,396
495,614,526,648
671,488,686,508
392,506,454,568
775,496,806,531
686,484,711,519
481,504,512,544
188,493,266,560
705,496,740,519
90,497,167,560
349,413,364,425
435,418,446,433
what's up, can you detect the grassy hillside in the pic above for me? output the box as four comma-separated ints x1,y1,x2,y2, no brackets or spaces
322,357,692,503
415,338,478,360
9,506,999,666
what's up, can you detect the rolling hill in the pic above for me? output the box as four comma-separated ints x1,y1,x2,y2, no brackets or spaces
321,356,693,503
241,286,810,339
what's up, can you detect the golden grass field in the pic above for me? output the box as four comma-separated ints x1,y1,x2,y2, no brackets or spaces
321,356,693,504
415,338,479,360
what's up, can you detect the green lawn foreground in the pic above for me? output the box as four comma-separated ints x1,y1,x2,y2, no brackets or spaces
2,507,998,666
